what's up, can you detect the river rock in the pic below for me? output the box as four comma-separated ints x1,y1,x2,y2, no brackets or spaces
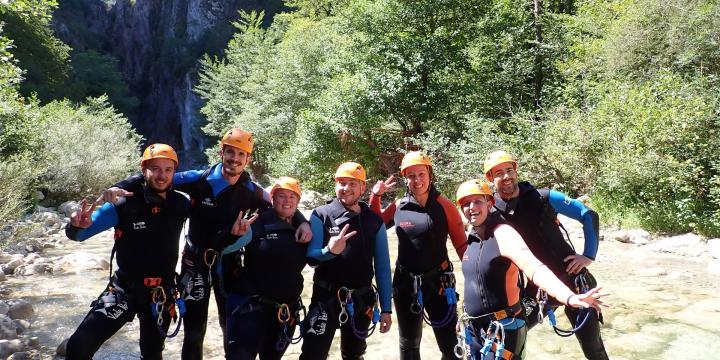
646,233,705,257
0,272,6,281
14,264,51,276
26,337,38,348
55,338,68,356
7,300,33,320
11,320,29,335
708,238,720,259
2,258,24,274
0,339,24,358
52,252,110,274
0,253,14,265
0,314,16,340
59,201,80,217
0,301,8,315
7,351,29,360
708,259,720,275
606,229,651,244
30,211,62,228
22,254,40,264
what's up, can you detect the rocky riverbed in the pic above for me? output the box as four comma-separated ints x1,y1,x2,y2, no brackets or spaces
0,204,719,359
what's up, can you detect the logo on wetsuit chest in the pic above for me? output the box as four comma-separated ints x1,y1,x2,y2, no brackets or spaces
132,221,146,230
328,226,341,236
201,197,215,207
398,220,414,229
265,233,279,240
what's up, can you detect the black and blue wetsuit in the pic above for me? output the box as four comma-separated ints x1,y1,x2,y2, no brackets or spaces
64,184,189,360
115,164,306,359
300,198,392,360
493,182,607,360
216,209,309,360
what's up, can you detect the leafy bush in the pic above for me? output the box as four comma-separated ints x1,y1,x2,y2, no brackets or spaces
0,154,37,225
33,96,142,202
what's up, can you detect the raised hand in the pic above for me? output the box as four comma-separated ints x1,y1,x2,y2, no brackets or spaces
328,224,357,255
371,175,397,196
567,287,609,312
231,210,259,236
97,187,134,205
70,199,98,229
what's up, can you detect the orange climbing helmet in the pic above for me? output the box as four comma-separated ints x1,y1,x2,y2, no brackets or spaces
456,179,494,206
141,143,178,168
220,128,254,154
271,176,302,198
483,150,517,176
399,151,432,175
334,162,367,182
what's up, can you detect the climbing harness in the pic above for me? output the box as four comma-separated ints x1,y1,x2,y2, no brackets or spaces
535,270,594,337
148,279,186,338
406,262,458,328
455,313,517,360
274,300,306,351
337,285,382,339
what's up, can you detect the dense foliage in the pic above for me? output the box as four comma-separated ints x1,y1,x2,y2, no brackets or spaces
199,0,720,235
0,1,141,225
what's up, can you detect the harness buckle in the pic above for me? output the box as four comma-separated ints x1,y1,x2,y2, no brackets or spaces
143,277,163,287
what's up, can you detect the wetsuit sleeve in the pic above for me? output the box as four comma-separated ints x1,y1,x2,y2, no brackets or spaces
172,169,205,192
495,224,575,305
437,196,468,258
113,173,143,191
373,225,392,313
306,214,335,262
220,227,253,256
547,190,599,260
64,203,119,241
368,192,396,225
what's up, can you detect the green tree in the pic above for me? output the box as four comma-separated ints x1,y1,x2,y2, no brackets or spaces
0,0,71,101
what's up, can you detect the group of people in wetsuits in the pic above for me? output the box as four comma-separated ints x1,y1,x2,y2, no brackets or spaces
63,127,609,360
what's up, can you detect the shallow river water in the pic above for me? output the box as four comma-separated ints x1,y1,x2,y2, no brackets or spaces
6,221,720,359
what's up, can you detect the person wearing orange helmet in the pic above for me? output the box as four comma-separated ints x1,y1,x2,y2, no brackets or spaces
483,150,608,359
454,179,607,360
214,177,312,360
64,144,191,359
300,162,393,360
369,151,467,360
100,129,312,359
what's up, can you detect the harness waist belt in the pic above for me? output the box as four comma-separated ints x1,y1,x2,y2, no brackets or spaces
396,259,452,279
472,302,523,322
314,279,373,297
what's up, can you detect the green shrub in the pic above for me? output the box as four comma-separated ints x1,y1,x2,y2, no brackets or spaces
34,96,142,202
0,154,37,225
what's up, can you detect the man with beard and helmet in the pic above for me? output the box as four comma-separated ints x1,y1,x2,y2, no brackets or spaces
300,162,393,360
483,150,608,360
64,144,190,360
101,129,312,359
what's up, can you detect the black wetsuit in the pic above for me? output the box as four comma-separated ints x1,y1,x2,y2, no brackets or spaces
493,182,608,360
461,213,526,360
115,165,306,359
65,184,189,360
218,210,308,360
300,199,390,360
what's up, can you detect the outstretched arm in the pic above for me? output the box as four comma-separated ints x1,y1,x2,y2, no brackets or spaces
369,176,398,225
437,196,468,258
495,224,607,310
65,201,119,241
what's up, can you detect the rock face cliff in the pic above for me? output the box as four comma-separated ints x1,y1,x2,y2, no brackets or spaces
52,0,283,167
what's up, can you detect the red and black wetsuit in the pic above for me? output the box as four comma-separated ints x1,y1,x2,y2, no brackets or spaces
370,185,466,360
